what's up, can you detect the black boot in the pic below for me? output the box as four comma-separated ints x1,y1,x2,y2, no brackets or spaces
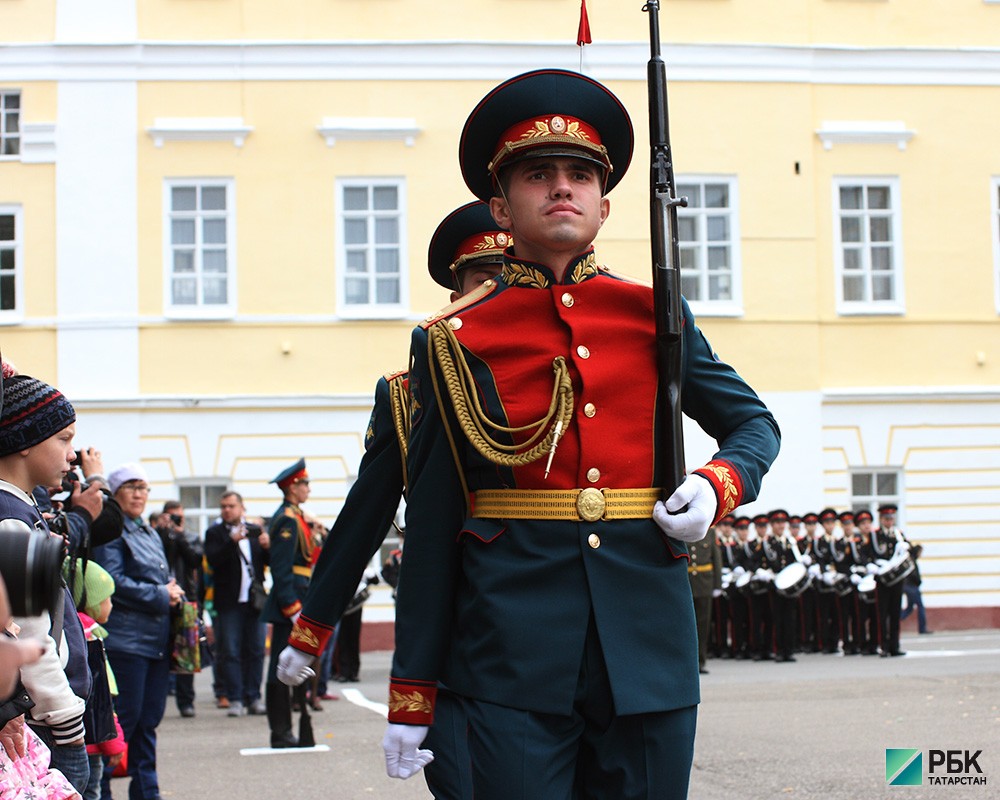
266,682,298,748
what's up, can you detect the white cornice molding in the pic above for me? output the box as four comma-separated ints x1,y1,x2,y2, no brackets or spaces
817,120,915,150
147,116,253,147
317,117,420,147
823,386,1000,402
3,41,1000,86
70,394,374,411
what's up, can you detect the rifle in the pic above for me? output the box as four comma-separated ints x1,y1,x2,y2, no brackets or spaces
643,0,687,497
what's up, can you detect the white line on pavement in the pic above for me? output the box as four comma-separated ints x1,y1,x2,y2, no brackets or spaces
342,687,389,718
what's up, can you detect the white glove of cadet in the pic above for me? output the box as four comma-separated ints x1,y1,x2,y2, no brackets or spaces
383,724,434,779
712,588,723,599
276,646,315,687
801,554,813,566
652,475,717,543
865,562,879,575
807,564,821,579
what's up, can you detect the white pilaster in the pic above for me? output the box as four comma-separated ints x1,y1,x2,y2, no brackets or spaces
55,81,138,399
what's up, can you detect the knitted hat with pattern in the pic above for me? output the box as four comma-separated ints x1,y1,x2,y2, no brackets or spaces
0,373,77,457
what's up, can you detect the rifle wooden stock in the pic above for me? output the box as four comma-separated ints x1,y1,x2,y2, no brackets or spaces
644,0,686,497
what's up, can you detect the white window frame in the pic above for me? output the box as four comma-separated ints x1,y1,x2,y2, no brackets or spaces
162,178,237,320
177,479,230,540
849,468,903,523
335,177,408,320
992,177,1000,315
676,175,743,317
0,205,23,323
833,176,905,315
0,90,20,160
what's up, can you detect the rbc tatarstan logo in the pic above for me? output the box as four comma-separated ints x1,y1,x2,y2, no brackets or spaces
886,749,922,786
886,748,987,787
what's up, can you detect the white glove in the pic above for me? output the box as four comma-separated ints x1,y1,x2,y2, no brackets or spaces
895,542,910,557
383,724,434,779
277,646,315,687
732,566,746,578
808,564,821,579
652,475,716,543
801,554,812,566
865,562,879,575
712,588,723,598
850,573,861,586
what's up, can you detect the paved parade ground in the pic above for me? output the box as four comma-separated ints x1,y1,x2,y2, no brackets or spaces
144,629,999,800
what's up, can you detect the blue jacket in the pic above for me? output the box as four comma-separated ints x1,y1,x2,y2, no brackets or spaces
93,516,172,660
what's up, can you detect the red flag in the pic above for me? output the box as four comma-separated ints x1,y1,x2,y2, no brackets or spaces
577,0,592,47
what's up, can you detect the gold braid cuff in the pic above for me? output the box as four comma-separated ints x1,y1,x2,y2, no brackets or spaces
426,320,574,469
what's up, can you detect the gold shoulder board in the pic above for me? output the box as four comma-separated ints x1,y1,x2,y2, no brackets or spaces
419,279,499,330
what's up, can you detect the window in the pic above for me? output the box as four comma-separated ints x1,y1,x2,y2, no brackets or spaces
676,177,741,314
0,92,19,158
850,469,902,518
0,207,21,319
164,179,236,317
833,177,904,313
336,178,407,318
178,480,229,538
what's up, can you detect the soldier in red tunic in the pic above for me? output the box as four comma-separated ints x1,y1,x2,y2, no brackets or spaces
382,69,780,799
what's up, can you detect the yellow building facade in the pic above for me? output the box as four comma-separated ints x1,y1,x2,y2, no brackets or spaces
2,0,998,621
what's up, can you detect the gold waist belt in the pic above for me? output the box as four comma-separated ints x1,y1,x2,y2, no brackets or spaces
688,563,714,574
472,487,661,523
292,565,312,578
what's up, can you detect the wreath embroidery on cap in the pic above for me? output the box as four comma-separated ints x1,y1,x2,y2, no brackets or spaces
521,118,591,142
473,234,508,252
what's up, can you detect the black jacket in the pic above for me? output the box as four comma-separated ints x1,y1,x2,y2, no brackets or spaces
203,521,268,612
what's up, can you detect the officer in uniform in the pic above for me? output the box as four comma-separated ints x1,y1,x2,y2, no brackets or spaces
276,202,507,799
832,510,863,655
747,513,773,660
262,458,315,748
813,508,841,653
381,70,781,799
852,510,880,655
763,509,799,662
874,503,907,657
727,516,754,659
796,512,819,652
710,514,736,658
688,521,723,674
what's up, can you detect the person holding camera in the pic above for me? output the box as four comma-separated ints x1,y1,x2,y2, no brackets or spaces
92,463,183,800
153,501,203,719
203,492,269,718
0,367,94,795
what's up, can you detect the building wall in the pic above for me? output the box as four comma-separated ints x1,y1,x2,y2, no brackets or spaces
1,0,998,617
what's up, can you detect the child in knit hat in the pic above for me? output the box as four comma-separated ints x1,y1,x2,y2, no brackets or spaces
69,560,126,796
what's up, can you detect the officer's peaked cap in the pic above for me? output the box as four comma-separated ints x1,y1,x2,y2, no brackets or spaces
427,201,511,289
460,69,634,202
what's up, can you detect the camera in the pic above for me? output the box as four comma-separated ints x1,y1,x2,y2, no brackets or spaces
169,513,184,527
0,518,64,617
70,449,84,468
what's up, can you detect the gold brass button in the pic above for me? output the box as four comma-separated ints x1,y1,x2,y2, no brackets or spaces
588,533,601,549
577,345,590,359
449,317,463,330
576,488,606,522
584,403,596,418
586,467,601,483
561,292,575,308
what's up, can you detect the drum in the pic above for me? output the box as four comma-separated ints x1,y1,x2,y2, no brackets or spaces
830,572,853,597
877,555,915,587
774,562,811,598
748,572,771,595
857,574,877,604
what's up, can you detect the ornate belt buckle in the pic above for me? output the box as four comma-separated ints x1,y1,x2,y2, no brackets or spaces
576,488,606,522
